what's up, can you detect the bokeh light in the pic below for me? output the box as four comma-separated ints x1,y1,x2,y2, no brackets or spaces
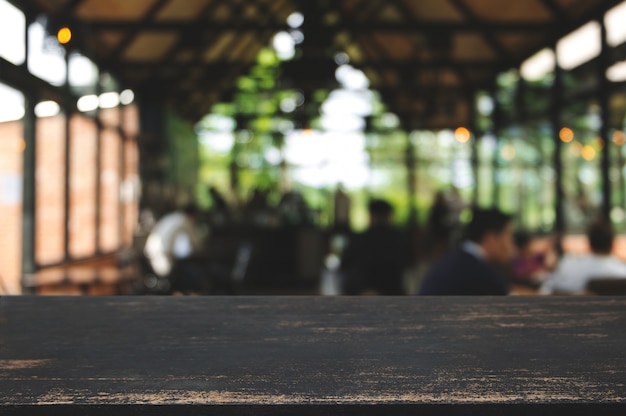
559,127,574,142
501,144,516,161
57,27,72,44
613,130,626,146
454,127,471,143
581,145,596,160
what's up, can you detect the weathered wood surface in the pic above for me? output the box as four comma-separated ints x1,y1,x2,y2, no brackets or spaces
1,296,625,415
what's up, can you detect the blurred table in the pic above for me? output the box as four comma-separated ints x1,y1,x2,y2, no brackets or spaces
509,283,541,296
1,296,625,415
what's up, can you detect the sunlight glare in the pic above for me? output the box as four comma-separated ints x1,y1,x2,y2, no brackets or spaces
557,21,600,70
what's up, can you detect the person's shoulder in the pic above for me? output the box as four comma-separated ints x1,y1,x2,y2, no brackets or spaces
557,253,586,268
426,248,472,273
596,255,626,273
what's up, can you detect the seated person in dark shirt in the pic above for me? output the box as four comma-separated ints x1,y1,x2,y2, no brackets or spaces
418,207,515,295
340,199,412,295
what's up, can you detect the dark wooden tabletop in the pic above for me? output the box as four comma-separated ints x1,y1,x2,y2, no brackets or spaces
1,296,625,415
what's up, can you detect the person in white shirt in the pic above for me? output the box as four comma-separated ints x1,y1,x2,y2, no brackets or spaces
540,220,626,295
144,203,203,278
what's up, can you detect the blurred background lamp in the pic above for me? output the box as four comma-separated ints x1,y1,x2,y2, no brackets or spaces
57,27,72,44
454,127,471,143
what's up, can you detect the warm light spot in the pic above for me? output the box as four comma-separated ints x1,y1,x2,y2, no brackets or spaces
613,130,626,146
57,27,72,44
559,127,574,143
501,144,516,161
582,145,596,161
454,127,471,143
301,128,314,137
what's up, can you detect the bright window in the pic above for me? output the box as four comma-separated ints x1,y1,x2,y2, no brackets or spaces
0,0,25,65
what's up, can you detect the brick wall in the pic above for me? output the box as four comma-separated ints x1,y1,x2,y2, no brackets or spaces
100,128,120,251
123,136,139,246
0,120,24,294
69,114,97,258
0,104,140,294
35,114,65,265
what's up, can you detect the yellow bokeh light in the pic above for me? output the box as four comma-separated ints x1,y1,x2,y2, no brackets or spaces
454,127,471,143
57,27,72,44
559,127,574,143
581,145,596,161
501,144,516,161
613,131,626,146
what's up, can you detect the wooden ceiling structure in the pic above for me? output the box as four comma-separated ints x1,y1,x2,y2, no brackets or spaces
12,0,626,130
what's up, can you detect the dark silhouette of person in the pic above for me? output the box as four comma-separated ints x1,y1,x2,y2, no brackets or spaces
333,183,352,233
204,185,230,226
427,190,452,259
340,199,412,295
418,207,515,295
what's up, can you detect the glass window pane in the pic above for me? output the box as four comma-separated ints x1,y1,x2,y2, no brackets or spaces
68,52,98,94
28,19,66,86
0,0,25,65
0,83,25,122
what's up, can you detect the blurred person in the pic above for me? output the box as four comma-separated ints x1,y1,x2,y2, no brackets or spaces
340,199,412,295
244,187,272,226
540,220,626,295
144,203,209,293
426,190,452,259
447,187,467,246
278,189,312,226
418,207,515,295
333,183,352,233
509,231,557,287
207,185,230,225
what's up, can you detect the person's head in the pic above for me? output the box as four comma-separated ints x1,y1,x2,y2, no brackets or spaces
368,199,393,225
514,230,532,253
466,207,515,264
587,219,614,255
434,190,447,205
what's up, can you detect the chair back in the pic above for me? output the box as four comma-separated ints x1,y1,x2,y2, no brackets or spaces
586,277,626,295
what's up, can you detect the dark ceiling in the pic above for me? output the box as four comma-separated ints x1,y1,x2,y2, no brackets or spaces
12,0,625,130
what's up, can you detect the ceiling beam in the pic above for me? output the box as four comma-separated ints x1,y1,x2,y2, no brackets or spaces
158,0,230,64
106,0,171,62
114,58,502,71
78,19,554,33
58,0,86,18
511,0,625,69
448,0,514,66
136,1,257,98
356,0,389,21
539,0,570,22
391,0,479,110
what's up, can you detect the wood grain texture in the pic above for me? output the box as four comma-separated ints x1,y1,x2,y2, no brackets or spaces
1,296,625,415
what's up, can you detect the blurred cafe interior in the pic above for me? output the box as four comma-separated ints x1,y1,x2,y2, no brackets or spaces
3,0,626,296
